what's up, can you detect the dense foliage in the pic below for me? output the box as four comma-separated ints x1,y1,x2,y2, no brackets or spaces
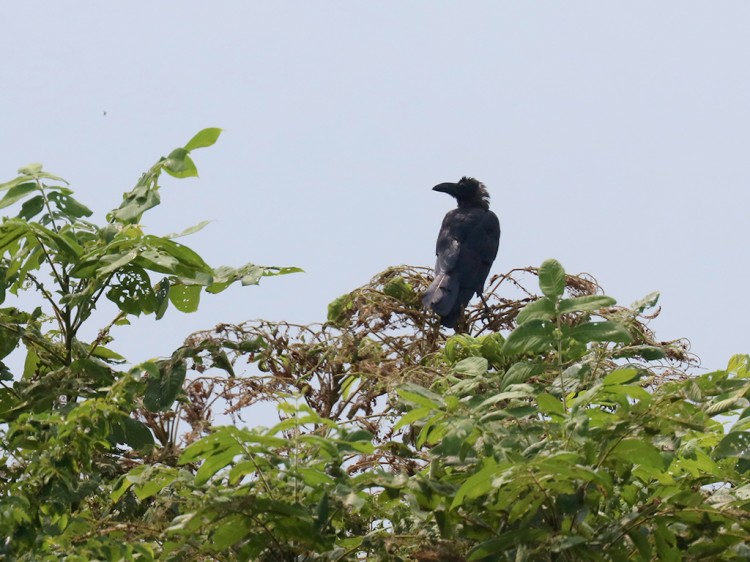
1,133,749,560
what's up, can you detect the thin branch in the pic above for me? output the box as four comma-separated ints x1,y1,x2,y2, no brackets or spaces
85,309,126,359
32,233,65,292
25,272,65,331
35,178,61,234
72,273,116,334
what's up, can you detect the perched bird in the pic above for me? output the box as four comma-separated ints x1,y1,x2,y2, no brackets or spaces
422,177,501,328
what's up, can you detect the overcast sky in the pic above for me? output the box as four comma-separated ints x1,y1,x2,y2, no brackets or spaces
1,3,748,375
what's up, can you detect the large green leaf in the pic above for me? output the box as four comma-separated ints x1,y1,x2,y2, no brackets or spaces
18,194,45,220
611,439,664,469
110,183,161,224
144,358,187,412
451,459,504,509
211,515,252,550
164,148,198,179
30,223,83,259
516,297,555,324
538,259,565,299
0,327,20,360
327,293,354,326
714,432,750,460
537,392,564,416
106,266,157,315
109,415,155,450
467,534,518,561
166,220,213,239
602,367,640,386
631,291,660,313
184,127,223,151
568,321,631,344
0,221,31,253
144,235,212,273
47,191,93,218
502,320,555,355
154,278,170,320
558,295,616,314
0,183,36,209
132,466,178,501
453,356,488,377
169,283,201,313
97,251,138,275
500,361,543,390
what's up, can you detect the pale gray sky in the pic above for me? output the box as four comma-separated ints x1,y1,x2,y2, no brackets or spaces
1,2,748,372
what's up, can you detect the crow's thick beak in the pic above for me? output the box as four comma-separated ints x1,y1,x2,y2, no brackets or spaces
432,182,459,196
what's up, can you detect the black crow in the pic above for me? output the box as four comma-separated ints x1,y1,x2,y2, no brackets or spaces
422,177,501,328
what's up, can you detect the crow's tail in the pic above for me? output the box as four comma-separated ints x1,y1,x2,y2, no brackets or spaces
422,274,462,328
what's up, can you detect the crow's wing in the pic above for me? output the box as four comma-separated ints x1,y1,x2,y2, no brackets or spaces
435,208,500,293
423,208,501,326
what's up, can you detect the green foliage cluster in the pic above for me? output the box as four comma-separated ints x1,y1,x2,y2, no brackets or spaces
0,135,748,561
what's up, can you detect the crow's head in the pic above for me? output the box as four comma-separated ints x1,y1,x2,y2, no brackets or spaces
432,177,490,209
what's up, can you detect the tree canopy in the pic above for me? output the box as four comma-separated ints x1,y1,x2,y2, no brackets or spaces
1,132,749,561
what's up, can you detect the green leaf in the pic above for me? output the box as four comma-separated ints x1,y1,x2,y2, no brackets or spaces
631,291,660,313
184,127,223,151
0,174,35,191
154,277,170,320
451,459,502,509
714,432,750,460
501,361,543,390
705,395,748,416
538,259,565,299
654,520,680,562
98,251,138,275
137,248,180,274
397,383,445,409
179,427,243,464
166,220,213,239
558,295,616,314
194,448,238,485
17,163,43,175
297,467,335,487
206,263,263,293
0,327,20,360
453,356,488,377
144,358,187,412
109,415,155,450
537,392,564,416
111,474,135,503
614,345,667,361
502,320,555,355
468,534,517,561
144,235,212,275
516,297,555,324
169,283,201,313
393,406,433,431
569,321,631,344
479,387,533,407
18,195,45,220
327,293,354,327
109,183,161,224
611,439,664,469
0,182,36,209
383,276,416,304
47,191,93,218
164,148,198,179
602,367,640,386
106,266,156,315
479,332,505,365
133,466,177,500
211,515,250,550
89,345,126,363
